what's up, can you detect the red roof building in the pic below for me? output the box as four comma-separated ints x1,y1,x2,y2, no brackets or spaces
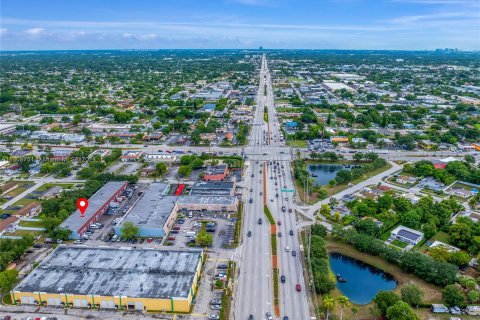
203,164,229,181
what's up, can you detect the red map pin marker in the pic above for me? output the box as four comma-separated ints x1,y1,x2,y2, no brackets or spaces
77,198,88,217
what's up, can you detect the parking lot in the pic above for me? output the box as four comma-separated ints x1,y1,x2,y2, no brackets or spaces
192,257,227,319
164,211,236,250
73,183,148,245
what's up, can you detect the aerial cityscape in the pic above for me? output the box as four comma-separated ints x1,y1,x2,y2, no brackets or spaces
0,1,480,320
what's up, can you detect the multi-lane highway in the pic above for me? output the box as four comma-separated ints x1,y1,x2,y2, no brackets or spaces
234,55,310,320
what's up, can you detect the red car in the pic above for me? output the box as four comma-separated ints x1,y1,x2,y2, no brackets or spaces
146,238,153,243
168,236,176,241
296,284,301,292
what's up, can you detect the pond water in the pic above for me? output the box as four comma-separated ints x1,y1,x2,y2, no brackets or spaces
329,252,397,305
306,163,357,186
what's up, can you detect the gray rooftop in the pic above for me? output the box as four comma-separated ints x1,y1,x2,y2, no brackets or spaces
14,246,202,299
397,229,422,241
177,195,235,206
121,183,176,228
190,181,234,196
59,181,126,232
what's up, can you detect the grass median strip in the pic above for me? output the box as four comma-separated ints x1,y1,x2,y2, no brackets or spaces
264,205,280,315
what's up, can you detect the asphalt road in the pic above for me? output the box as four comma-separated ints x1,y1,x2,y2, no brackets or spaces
234,55,310,320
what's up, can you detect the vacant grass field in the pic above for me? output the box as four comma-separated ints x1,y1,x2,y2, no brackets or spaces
36,182,75,192
11,197,36,207
18,219,44,228
324,163,393,197
286,140,307,148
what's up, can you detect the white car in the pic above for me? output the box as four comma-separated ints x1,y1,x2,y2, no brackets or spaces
208,315,220,320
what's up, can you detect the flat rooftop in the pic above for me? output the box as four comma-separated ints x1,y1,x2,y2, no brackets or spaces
177,195,236,206
190,181,234,195
14,246,203,299
60,181,126,232
121,183,175,228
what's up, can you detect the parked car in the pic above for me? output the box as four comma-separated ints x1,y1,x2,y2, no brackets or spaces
217,264,228,270
210,305,222,310
208,315,219,320
210,298,222,305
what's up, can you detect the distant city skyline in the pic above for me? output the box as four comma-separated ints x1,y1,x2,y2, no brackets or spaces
1,0,479,51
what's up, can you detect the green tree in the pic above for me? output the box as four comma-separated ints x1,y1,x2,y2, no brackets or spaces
121,221,139,240
196,229,213,246
337,295,350,320
322,295,335,320
0,269,18,294
442,284,465,307
465,154,475,164
386,301,418,320
155,162,168,176
319,204,331,217
373,291,400,315
354,218,381,237
178,165,192,178
466,290,480,304
400,283,423,307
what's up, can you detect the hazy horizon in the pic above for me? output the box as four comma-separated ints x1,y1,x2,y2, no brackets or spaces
1,0,479,51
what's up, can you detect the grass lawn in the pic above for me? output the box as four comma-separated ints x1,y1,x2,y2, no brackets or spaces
5,181,34,197
391,239,408,248
324,163,393,197
418,231,451,253
4,229,43,237
274,99,290,104
12,197,36,207
286,140,307,148
323,237,444,320
18,220,44,228
263,111,269,123
36,182,75,192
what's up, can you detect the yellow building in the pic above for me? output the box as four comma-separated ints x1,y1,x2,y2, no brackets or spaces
11,246,205,313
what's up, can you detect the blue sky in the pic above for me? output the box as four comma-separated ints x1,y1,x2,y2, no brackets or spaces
1,0,479,50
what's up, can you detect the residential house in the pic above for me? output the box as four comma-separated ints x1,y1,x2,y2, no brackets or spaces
120,151,144,162
390,225,424,245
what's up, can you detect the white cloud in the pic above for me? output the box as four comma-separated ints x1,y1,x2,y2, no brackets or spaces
25,27,46,36
123,33,158,41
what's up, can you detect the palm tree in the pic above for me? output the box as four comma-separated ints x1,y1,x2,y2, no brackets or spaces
322,295,335,320
337,296,351,320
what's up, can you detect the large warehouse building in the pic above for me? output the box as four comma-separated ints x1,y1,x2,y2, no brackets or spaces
11,246,205,313
59,181,128,239
114,183,177,238
115,182,238,238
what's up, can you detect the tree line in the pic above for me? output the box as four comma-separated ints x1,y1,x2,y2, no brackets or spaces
332,227,457,287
